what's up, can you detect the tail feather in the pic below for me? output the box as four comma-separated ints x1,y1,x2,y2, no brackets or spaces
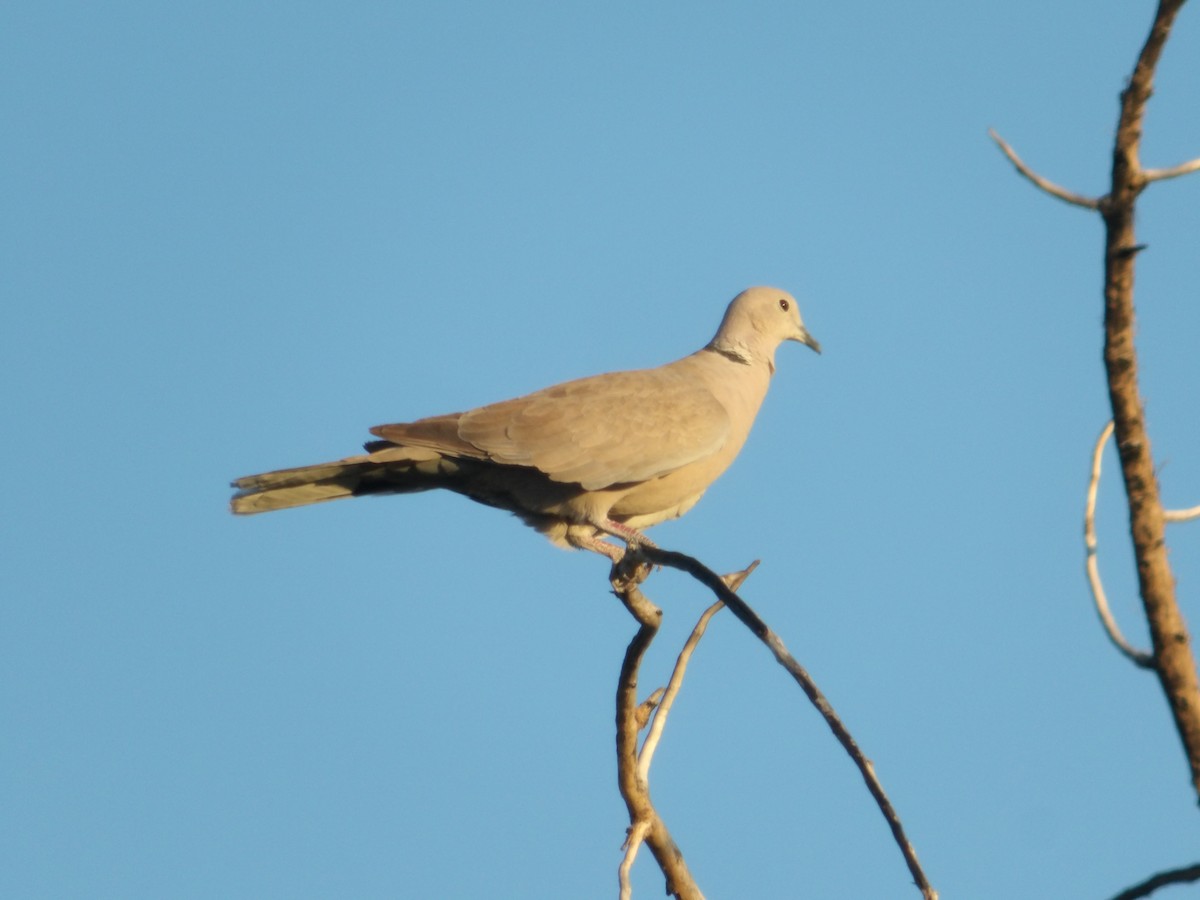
230,445,445,515
232,461,364,494
231,478,359,514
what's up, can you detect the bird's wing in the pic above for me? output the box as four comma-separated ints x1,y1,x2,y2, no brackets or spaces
371,363,731,491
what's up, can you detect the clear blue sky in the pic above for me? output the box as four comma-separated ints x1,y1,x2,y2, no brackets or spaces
4,3,1199,898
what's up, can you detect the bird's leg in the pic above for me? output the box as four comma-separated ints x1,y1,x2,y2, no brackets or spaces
591,517,659,552
572,532,626,562
567,518,657,562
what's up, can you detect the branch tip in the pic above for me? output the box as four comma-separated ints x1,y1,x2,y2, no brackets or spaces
637,545,937,900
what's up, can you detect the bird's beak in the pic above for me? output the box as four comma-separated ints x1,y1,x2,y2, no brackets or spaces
794,328,821,354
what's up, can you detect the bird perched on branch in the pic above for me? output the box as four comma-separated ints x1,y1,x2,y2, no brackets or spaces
231,286,819,562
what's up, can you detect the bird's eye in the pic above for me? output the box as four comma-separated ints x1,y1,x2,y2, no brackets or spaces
778,298,790,311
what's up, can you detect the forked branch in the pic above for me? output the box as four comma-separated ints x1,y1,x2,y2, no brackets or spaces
988,126,1200,209
612,559,702,900
1098,0,1200,802
614,562,757,900
635,545,938,900
994,0,1200,803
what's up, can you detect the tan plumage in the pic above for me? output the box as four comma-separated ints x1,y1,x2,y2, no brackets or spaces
231,286,819,560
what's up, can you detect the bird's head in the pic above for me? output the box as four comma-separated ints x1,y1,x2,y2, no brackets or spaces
709,286,821,369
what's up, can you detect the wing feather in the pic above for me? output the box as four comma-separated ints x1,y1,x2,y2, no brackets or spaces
455,366,730,490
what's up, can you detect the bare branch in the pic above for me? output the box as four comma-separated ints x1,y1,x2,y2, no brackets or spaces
994,0,1200,888
1164,503,1200,523
612,564,703,900
1144,156,1200,184
638,562,756,781
619,820,651,900
988,128,1101,209
639,600,727,781
1108,861,1200,900
1085,421,1156,668
611,560,758,899
639,545,938,900
1100,0,1200,801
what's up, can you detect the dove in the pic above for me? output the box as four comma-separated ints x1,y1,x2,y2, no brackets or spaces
230,286,819,561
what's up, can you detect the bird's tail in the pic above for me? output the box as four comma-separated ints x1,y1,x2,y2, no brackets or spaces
230,445,445,515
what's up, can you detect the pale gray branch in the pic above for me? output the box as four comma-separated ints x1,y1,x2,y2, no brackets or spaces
1085,421,1155,669
1165,503,1200,523
619,820,651,900
988,128,1101,209
638,599,726,782
1143,156,1200,184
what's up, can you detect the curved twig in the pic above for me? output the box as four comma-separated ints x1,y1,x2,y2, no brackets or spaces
1085,421,1156,668
637,563,756,781
638,545,938,900
1164,503,1200,523
636,599,723,780
987,129,1101,209
1108,861,1200,900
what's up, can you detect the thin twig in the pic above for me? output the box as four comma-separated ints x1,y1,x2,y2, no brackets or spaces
1143,156,1200,183
637,600,723,780
638,563,757,782
639,545,938,900
987,128,1102,209
1164,504,1200,523
619,820,651,900
1108,861,1200,900
638,600,724,781
1085,421,1156,668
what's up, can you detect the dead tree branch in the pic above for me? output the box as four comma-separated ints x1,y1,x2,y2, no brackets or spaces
994,0,1200,802
1143,156,1200,183
612,558,703,900
1108,861,1200,900
1164,504,1200,524
618,820,652,900
635,545,938,900
1085,421,1156,668
1099,0,1200,802
987,128,1101,209
638,596,731,782
614,562,758,900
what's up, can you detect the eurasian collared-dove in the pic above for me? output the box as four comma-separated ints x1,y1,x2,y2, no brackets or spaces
230,286,819,560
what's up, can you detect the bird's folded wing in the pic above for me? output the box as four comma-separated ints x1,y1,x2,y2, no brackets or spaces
372,365,731,491
460,367,732,489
